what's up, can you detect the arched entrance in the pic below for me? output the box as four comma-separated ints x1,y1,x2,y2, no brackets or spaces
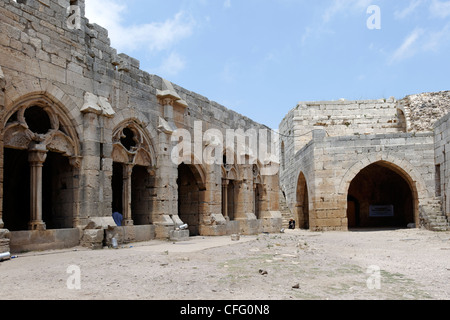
222,151,240,222
295,172,309,229
347,162,415,229
111,121,156,226
1,96,80,231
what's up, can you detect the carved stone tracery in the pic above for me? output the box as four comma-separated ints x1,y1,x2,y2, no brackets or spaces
1,96,81,231
2,99,79,158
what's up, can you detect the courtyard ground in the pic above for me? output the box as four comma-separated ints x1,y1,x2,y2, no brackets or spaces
0,228,449,300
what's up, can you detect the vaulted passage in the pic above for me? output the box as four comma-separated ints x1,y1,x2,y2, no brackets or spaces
295,172,309,229
347,162,414,229
131,165,154,225
111,122,156,226
3,148,74,231
177,163,201,236
42,152,74,229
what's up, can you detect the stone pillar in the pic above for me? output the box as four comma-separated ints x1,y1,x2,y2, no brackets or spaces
69,157,82,228
198,164,227,236
260,174,283,233
122,163,134,226
152,145,177,239
28,144,48,231
80,92,116,228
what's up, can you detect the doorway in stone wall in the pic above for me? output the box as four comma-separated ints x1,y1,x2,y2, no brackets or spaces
347,162,415,229
131,165,154,225
42,152,74,229
177,163,201,236
295,172,310,229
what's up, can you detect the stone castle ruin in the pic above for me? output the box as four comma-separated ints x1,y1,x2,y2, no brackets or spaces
0,0,448,254
279,92,450,232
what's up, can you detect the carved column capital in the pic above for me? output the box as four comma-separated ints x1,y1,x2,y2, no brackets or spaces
28,144,48,165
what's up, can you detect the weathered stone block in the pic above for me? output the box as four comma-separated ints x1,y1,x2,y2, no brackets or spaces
0,229,11,254
81,229,104,250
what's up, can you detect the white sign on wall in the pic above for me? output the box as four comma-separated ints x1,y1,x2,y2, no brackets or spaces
369,205,394,217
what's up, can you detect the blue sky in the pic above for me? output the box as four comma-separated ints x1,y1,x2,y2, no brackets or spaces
85,0,450,129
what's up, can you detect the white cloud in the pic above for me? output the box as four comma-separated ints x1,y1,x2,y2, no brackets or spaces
394,0,423,20
389,18,450,65
85,0,196,53
157,52,186,76
422,22,450,52
220,60,239,84
430,0,450,18
389,28,424,64
223,0,232,9
322,0,372,22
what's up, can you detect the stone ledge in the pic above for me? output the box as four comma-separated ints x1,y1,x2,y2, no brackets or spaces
9,228,80,253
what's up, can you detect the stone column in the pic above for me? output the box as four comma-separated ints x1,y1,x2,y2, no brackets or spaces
122,163,134,226
28,144,48,231
69,157,82,228
260,174,282,233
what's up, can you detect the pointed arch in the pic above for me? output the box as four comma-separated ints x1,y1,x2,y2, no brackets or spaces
112,119,157,167
295,171,310,229
2,93,81,157
1,91,82,231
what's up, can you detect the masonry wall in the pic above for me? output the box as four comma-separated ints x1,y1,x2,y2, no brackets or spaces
280,98,406,155
280,95,441,231
310,131,436,231
0,0,281,252
434,113,450,221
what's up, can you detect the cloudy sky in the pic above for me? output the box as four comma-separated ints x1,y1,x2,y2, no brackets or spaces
85,0,450,129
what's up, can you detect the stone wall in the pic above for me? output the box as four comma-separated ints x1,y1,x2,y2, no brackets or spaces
280,98,405,155
279,93,449,231
0,0,282,252
401,91,450,133
434,113,450,227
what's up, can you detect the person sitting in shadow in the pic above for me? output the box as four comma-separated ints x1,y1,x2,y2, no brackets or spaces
112,211,123,227
289,219,296,230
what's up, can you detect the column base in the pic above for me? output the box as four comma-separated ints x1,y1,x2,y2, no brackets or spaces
122,219,134,226
29,221,46,231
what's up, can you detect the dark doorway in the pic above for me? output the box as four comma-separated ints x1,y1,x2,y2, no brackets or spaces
3,148,30,231
177,163,200,236
348,162,414,229
296,173,309,229
112,162,123,214
347,196,360,228
131,165,153,225
254,183,263,219
42,152,73,229
227,180,236,221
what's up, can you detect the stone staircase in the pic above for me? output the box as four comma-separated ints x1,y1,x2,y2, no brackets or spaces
419,198,450,232
279,191,294,229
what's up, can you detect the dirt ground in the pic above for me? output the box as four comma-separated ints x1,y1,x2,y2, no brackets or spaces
0,228,449,300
